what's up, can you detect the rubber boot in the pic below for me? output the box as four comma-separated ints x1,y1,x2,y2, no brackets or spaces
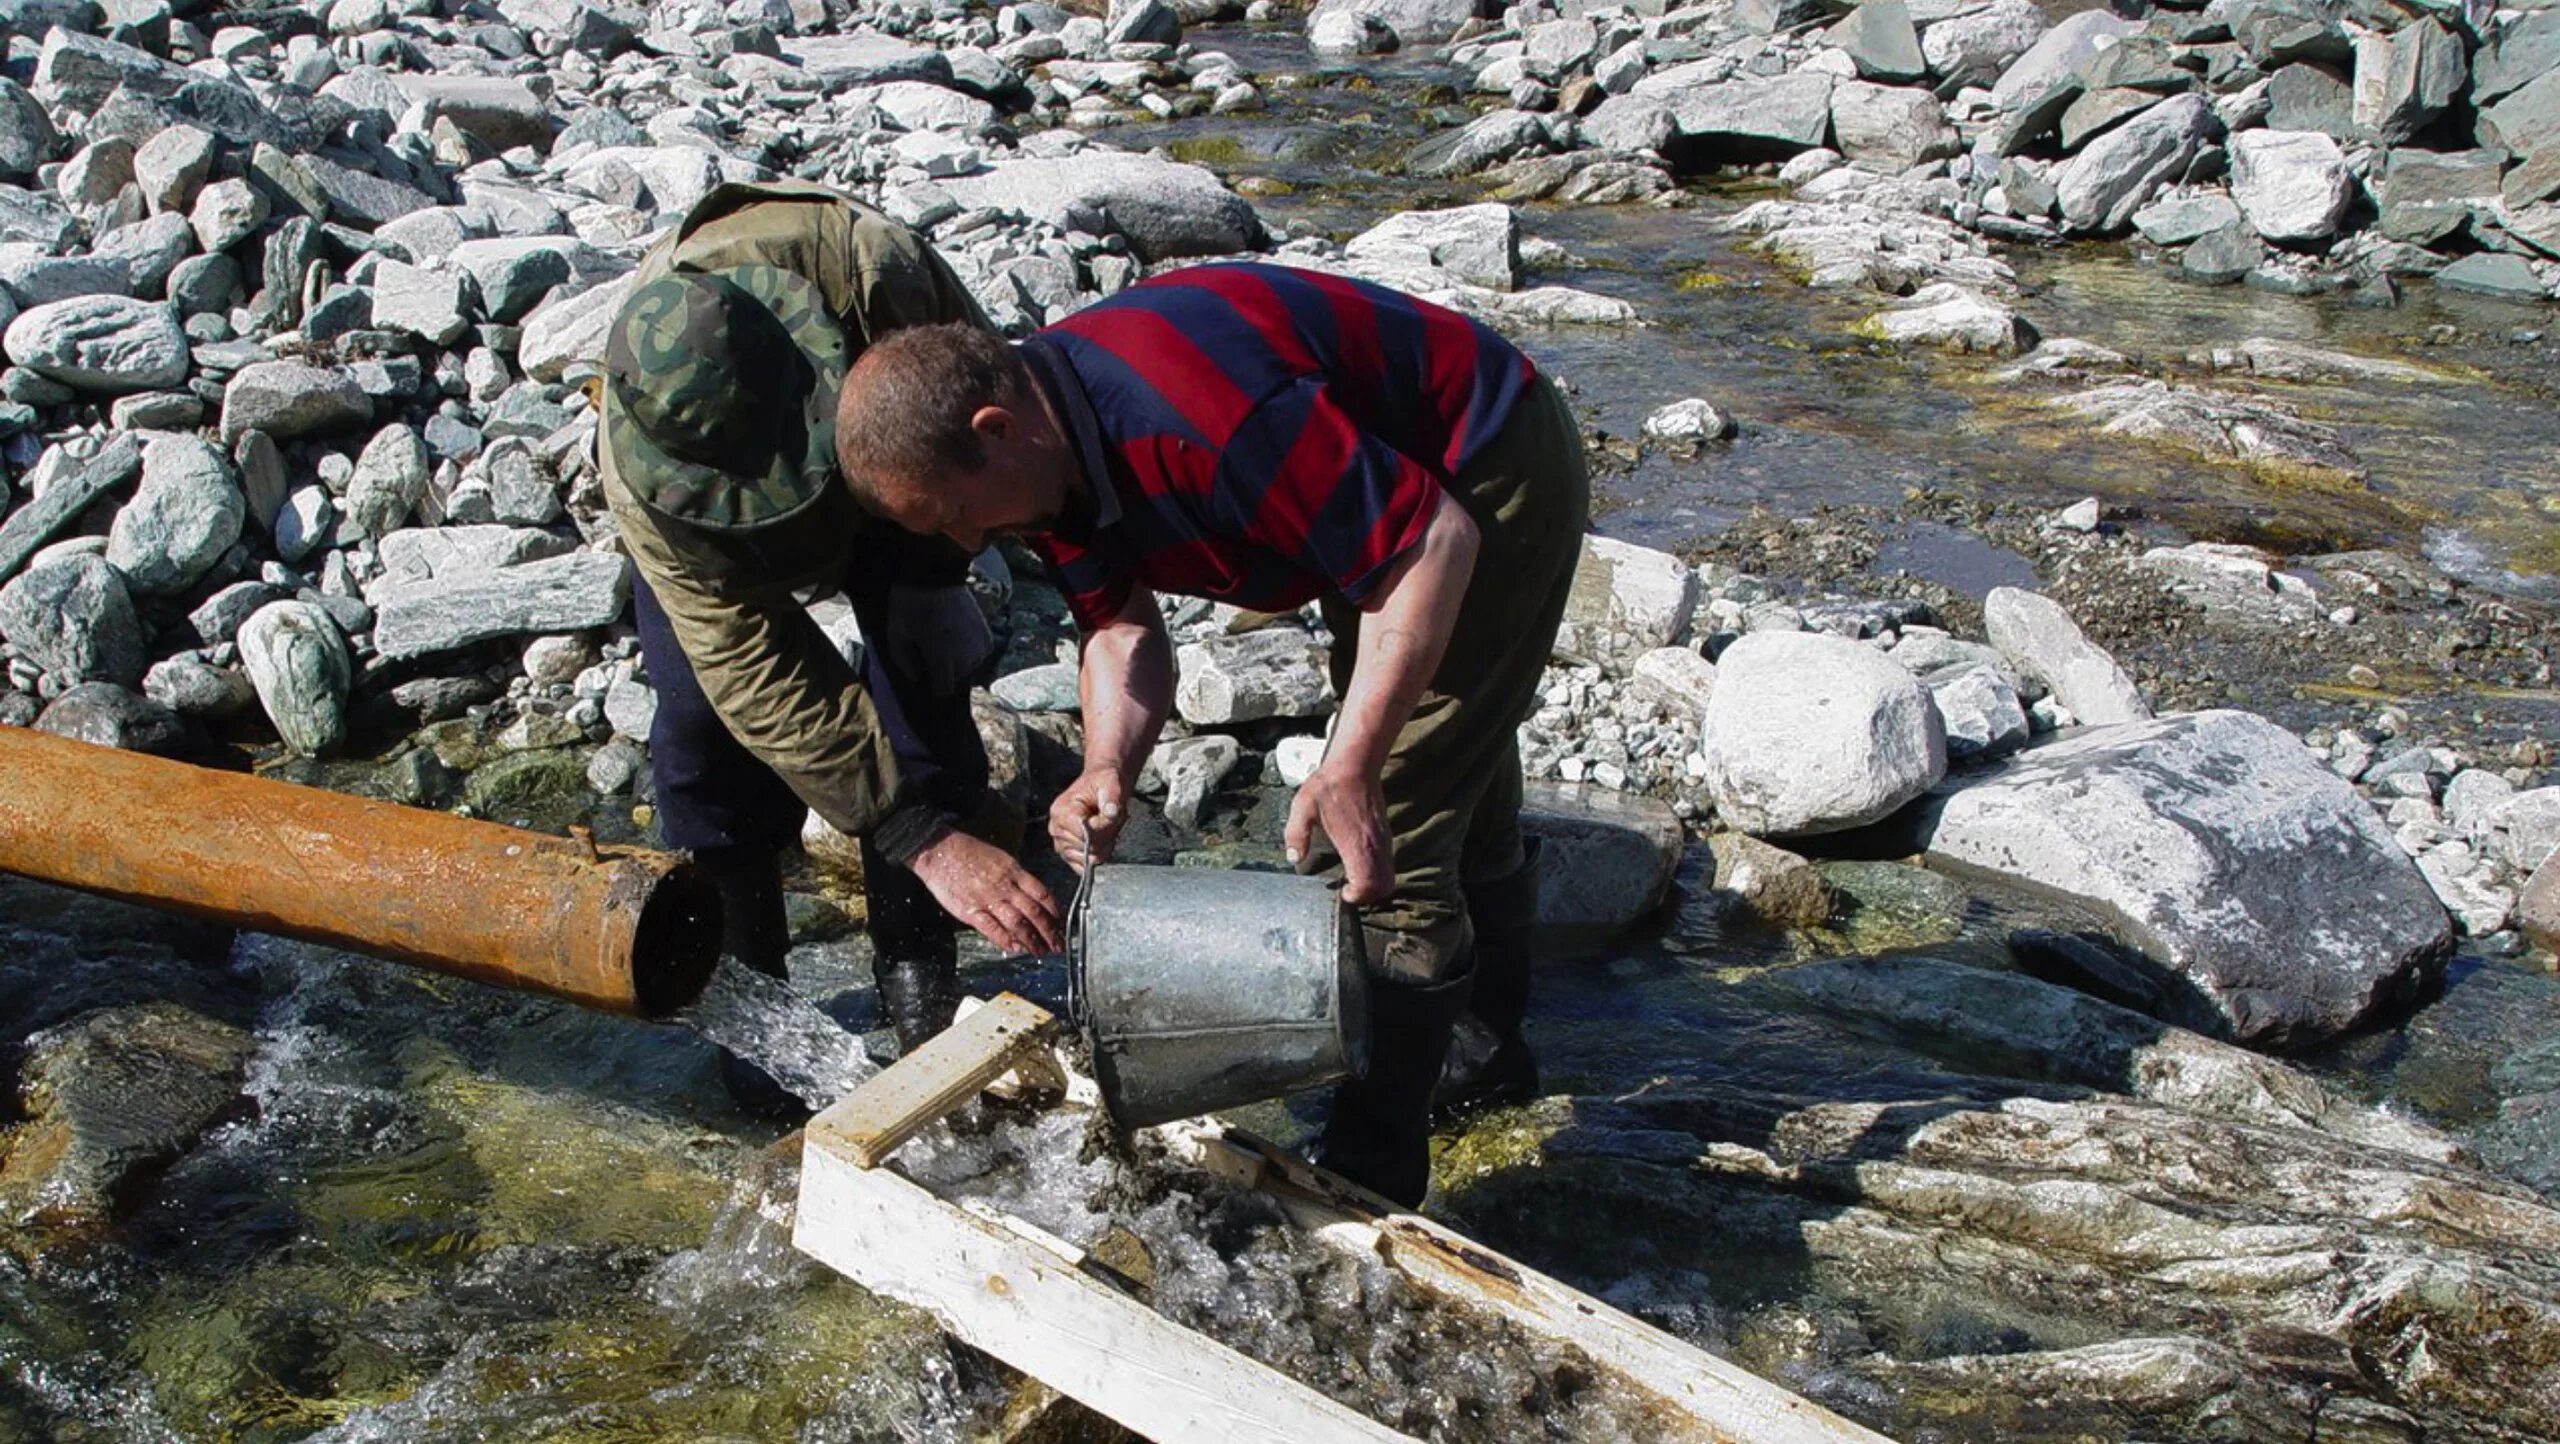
1310,961,1473,1208
1436,839,1543,1120
696,845,811,1120
863,836,962,1057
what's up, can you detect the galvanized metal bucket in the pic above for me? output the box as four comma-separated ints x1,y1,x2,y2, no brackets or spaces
1068,863,1369,1129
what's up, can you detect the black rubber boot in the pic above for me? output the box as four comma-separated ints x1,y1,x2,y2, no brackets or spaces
1436,839,1543,1120
863,835,962,1057
695,845,811,1120
1311,964,1473,1208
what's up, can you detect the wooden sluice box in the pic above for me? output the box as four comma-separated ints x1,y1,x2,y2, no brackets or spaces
791,994,1898,1444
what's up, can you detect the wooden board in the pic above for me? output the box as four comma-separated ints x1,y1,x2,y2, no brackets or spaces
796,1117,1417,1444
807,993,1059,1167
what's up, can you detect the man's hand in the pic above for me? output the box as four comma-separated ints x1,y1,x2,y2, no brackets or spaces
1049,766,1129,871
906,829,1063,956
1286,761,1394,905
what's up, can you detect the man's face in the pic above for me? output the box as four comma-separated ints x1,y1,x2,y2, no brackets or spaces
879,452,1064,556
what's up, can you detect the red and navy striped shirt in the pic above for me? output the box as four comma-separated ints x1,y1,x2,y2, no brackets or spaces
1019,262,1535,632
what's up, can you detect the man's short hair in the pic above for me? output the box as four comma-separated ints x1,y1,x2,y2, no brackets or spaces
835,323,1024,500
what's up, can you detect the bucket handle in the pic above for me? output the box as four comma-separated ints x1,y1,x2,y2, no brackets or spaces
1065,820,1096,1032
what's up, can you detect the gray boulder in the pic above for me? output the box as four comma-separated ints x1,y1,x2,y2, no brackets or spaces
2233,0,2349,69
1983,586,2148,725
237,599,350,756
2055,94,2218,235
143,656,254,719
2267,61,2355,140
104,435,242,596
777,33,952,87
1826,0,1927,83
2378,148,2501,246
1343,204,1519,291
0,553,144,686
1408,109,1558,178
1553,535,1698,674
2181,221,2264,283
371,552,629,660
34,683,186,754
220,362,371,444
343,423,428,539
1306,0,1478,46
134,125,221,215
2476,10,2560,109
1831,81,1958,172
2434,252,2549,303
1920,0,2047,88
1857,282,2036,355
1520,780,1682,940
370,259,472,346
518,276,631,383
1924,663,2029,761
1172,627,1335,725
0,79,53,181
388,75,551,151
0,251,129,308
2479,68,2560,167
938,152,1264,262
2230,129,2357,243
1921,709,2451,1048
2,295,187,393
0,1004,253,1230
1703,629,1948,836
1989,8,2140,110
1632,70,1835,158
2351,20,2466,148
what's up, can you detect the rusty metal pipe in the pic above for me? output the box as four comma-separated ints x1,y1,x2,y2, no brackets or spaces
0,727,719,1017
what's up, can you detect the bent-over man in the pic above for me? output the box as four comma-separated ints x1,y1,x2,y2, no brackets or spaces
831,262,1588,1203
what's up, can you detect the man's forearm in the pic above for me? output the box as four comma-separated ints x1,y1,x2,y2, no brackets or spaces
1079,599,1175,779
1331,492,1481,777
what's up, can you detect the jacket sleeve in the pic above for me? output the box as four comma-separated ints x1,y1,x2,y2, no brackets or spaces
608,480,950,861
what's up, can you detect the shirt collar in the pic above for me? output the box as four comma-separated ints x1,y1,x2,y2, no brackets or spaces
1016,334,1121,532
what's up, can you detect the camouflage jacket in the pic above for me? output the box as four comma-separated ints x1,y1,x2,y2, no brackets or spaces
598,181,991,859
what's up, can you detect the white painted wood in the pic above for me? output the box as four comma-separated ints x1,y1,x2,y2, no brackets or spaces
795,1134,1417,1444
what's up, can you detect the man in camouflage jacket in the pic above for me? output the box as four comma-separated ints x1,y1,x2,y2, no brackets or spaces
596,182,1060,1100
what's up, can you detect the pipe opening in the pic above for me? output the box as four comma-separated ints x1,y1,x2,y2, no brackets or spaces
630,862,722,1018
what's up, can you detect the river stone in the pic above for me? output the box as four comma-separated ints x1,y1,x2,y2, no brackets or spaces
2,295,188,394
1344,204,1519,291
1632,70,1835,158
2132,192,2242,245
188,580,282,646
0,251,128,309
2266,61,2356,140
1641,398,1737,444
32,30,192,113
1408,108,1557,178
1307,0,1477,45
369,524,577,590
1920,709,2452,1048
992,660,1081,713
0,80,53,182
777,32,951,85
2230,129,2356,244
2481,70,2560,168
518,276,631,383
2379,148,2502,245
938,152,1262,263
2057,87,2164,152
1554,535,1699,675
2055,94,2218,235
1629,645,1717,719
0,553,144,685
0,435,142,584
1830,81,1958,173
1150,733,1238,831
220,361,371,443
1856,282,2036,354
186,178,267,256
1703,629,1948,836
371,259,472,346
1920,0,2047,88
1924,662,2029,761
1983,586,2149,725
389,74,550,151
1172,627,1335,725
1520,780,1682,940
2181,220,2264,283
2351,20,2466,148
130,123,213,217
2434,252,2550,303
341,423,428,541
2476,10,2560,109
2234,0,2349,69
237,599,350,756
143,656,253,719
1307,4,1397,54
370,551,629,660
1990,7,2139,110
0,1003,254,1231
1706,832,1839,929
1826,0,1927,83
104,434,242,596
34,682,186,754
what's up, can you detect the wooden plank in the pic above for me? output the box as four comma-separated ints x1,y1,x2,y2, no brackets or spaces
810,993,1058,1168
796,1127,1417,1444
1170,1124,1900,1444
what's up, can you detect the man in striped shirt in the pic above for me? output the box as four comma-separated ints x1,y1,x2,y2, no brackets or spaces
835,263,1589,1205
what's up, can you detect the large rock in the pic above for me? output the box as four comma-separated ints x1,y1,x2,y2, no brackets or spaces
370,259,472,346
1631,70,1835,159
104,434,242,596
1408,108,1558,177
1306,0,1479,46
0,435,141,584
1924,662,2030,761
34,682,185,754
220,362,371,443
1343,204,1519,291
0,1004,254,1231
2,295,187,393
2049,380,2364,480
343,423,427,540
2480,69,2560,167
2229,129,2357,243
368,524,578,591
2055,94,2218,235
1519,780,1682,940
1983,586,2148,726
1921,710,2451,1047
1826,0,1928,83
2267,61,2356,140
388,75,551,151
32,29,192,111
1172,627,1335,725
0,79,54,182
937,152,1264,263
1703,629,1948,836
1554,535,1698,674
1830,81,1958,172
2476,10,2560,109
1919,0,2047,88
2351,20,2466,147
2378,147,2502,245
518,276,632,383
371,552,628,660
2234,0,2350,70
237,599,350,756
1991,9,2143,110
2434,252,2550,302
0,553,145,686
447,236,609,324
1856,282,2036,355
777,33,953,87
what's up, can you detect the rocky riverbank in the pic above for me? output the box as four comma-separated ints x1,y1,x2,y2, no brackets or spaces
2,0,2558,1437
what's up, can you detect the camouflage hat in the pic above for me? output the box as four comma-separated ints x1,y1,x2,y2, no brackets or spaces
602,264,850,533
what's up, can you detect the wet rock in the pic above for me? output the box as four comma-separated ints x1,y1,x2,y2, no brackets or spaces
1172,627,1334,725
219,362,371,444
2055,94,2219,235
2230,129,2357,244
103,434,242,598
2188,336,2447,384
2046,379,2365,481
2434,252,2550,303
1343,204,1518,291
34,682,185,754
1923,662,2029,761
1706,832,1838,928
1825,0,1927,84
2352,20,2466,147
1855,282,2036,355
1307,0,1476,46
1922,709,2451,1047
237,599,349,757
0,553,144,686
371,551,628,661
1982,586,2148,726
1631,69,1836,158
0,1003,254,1231
938,151,1262,263
1829,81,1957,173
1640,398,1736,443
1149,733,1238,831
1519,780,1681,939
1408,108,1555,177
2131,192,2242,246
1,294,188,393
1703,629,1947,836
1555,535,1698,675
2180,220,2264,283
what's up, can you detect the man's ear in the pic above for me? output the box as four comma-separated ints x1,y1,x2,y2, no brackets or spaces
969,404,1015,447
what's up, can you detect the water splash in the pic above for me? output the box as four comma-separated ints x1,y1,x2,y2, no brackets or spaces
679,959,882,1110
